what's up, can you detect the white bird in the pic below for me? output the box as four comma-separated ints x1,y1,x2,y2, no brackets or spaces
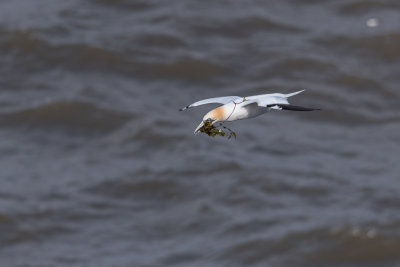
179,90,319,134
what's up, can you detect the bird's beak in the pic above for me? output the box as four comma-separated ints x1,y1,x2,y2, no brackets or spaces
194,121,204,134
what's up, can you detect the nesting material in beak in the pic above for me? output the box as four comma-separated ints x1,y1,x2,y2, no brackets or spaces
195,120,236,139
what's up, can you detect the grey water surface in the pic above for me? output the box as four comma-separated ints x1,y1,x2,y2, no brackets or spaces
1,0,400,266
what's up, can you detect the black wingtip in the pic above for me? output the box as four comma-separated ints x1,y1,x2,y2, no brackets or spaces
179,106,189,111
279,104,320,111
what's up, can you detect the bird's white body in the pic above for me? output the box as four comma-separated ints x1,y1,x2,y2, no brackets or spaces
179,90,318,134
204,100,263,122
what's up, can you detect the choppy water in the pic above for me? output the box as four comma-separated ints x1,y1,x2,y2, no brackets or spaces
1,0,400,266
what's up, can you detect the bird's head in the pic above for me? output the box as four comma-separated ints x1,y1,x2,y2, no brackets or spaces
194,117,215,134
202,106,225,123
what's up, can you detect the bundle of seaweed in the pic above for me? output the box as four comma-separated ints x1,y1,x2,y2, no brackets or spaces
198,120,236,139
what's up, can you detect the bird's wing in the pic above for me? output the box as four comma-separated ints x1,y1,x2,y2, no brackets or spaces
179,96,241,111
245,90,305,106
244,95,290,107
244,90,318,111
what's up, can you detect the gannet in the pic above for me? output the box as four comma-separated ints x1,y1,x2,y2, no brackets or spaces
179,90,319,135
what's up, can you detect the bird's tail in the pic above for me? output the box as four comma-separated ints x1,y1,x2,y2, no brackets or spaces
285,90,305,98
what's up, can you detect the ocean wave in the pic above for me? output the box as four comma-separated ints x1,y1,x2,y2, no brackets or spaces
0,28,226,79
135,33,187,48
84,178,186,203
0,213,36,245
307,227,400,265
0,100,132,134
92,0,152,11
337,1,400,15
314,33,400,61
0,28,134,73
190,16,303,38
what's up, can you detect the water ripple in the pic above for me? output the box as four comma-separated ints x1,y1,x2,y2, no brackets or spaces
0,100,132,134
